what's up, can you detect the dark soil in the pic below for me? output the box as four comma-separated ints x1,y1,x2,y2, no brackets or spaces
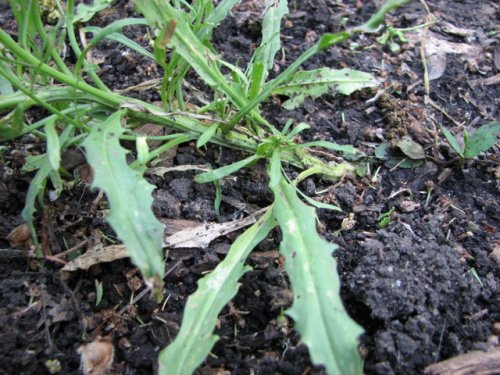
1,1,499,374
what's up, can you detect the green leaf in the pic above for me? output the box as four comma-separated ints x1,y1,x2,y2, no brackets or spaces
135,136,149,168
269,149,281,190
440,125,464,158
463,121,500,159
0,105,24,141
83,20,155,60
247,0,288,90
256,0,288,71
317,31,351,51
248,61,265,99
284,122,310,139
374,142,390,159
82,111,165,289
95,280,104,306
297,140,360,157
213,180,222,221
196,124,219,148
273,68,379,109
159,210,276,375
395,136,425,160
295,186,342,212
74,0,113,23
270,174,363,375
206,0,240,26
359,0,411,32
0,76,14,96
134,1,224,88
44,119,61,171
21,155,53,255
194,154,261,184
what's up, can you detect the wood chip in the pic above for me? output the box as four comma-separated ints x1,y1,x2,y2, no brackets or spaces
424,347,500,375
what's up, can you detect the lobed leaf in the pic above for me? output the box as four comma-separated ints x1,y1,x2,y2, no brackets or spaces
159,210,276,375
82,110,165,289
269,169,364,375
21,155,51,254
247,0,288,92
273,67,379,109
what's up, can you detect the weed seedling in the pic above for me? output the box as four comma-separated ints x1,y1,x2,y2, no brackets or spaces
0,0,413,374
440,121,500,160
378,207,395,228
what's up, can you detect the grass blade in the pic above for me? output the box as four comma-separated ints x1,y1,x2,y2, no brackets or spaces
83,110,165,294
296,140,360,157
206,0,239,26
159,209,276,375
74,0,113,23
270,171,363,375
194,154,261,183
83,20,155,60
196,124,219,148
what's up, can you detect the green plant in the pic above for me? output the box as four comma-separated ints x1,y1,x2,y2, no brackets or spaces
378,207,395,228
440,121,500,159
376,21,433,53
0,0,411,373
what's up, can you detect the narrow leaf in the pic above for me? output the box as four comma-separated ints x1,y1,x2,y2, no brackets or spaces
83,111,165,289
273,68,379,109
0,76,14,96
247,0,288,88
83,19,154,60
159,210,276,375
206,0,239,26
270,174,363,375
248,61,265,99
285,122,310,139
194,154,261,184
440,125,464,158
21,155,51,253
297,140,359,156
295,187,342,212
269,149,281,190
44,119,61,171
197,124,219,148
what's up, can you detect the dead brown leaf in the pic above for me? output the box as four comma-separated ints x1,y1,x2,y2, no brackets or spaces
7,223,31,249
78,340,114,375
62,208,268,271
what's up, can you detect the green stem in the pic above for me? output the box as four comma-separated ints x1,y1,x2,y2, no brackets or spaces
0,64,90,131
65,0,110,91
0,29,351,180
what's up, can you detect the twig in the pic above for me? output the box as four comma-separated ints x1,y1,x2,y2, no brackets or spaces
117,260,183,315
425,347,500,375
425,96,464,128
